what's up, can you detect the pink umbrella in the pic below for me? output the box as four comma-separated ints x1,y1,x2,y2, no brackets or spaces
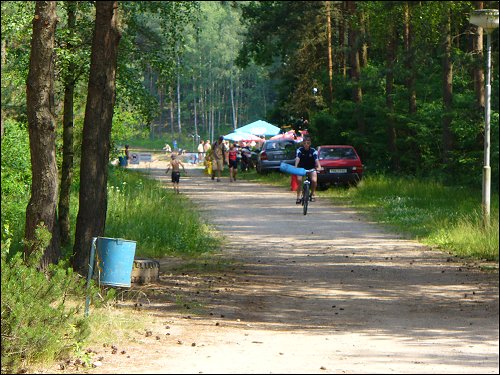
224,131,265,143
270,130,303,142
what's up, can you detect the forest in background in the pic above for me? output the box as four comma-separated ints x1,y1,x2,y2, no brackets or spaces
1,2,499,371
1,1,499,267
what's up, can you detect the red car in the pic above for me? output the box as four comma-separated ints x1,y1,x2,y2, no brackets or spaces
316,145,363,189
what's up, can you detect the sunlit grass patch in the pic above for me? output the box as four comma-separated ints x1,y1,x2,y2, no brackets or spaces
430,211,499,260
106,167,222,258
340,175,499,261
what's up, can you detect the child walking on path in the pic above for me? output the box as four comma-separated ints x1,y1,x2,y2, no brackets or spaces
165,153,186,194
228,143,239,182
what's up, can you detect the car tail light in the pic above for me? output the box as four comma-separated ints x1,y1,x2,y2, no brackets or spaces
260,152,268,160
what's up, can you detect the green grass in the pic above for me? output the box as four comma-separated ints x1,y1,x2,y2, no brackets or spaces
239,170,499,261
105,167,223,258
237,168,290,187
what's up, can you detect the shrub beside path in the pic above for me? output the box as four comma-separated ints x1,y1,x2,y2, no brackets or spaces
55,160,499,374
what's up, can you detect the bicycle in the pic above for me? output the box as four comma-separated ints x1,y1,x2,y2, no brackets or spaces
300,169,316,215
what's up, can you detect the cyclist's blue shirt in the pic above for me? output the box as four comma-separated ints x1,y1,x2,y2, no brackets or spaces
296,146,318,169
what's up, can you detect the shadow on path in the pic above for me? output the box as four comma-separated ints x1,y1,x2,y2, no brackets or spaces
126,162,499,372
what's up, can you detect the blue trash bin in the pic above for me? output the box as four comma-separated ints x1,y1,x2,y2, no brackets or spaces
118,156,127,167
95,237,136,287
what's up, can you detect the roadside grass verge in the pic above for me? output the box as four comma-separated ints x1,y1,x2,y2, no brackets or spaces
106,166,223,258
239,170,499,262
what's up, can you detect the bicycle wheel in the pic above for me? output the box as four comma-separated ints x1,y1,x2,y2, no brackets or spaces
302,183,309,215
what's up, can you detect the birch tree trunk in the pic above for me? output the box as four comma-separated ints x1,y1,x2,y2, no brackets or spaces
193,75,198,137
230,73,237,130
177,55,182,133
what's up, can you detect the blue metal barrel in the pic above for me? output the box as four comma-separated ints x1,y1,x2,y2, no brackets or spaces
95,237,136,287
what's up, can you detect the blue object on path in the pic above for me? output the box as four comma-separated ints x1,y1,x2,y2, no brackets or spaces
280,162,306,176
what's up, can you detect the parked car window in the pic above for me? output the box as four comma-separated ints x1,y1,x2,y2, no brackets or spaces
319,147,357,160
257,140,297,174
265,140,295,150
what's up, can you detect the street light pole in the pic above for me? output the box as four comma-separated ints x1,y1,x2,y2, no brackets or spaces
483,30,492,225
469,9,499,227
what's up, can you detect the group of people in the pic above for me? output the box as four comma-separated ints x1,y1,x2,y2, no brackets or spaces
205,136,237,182
164,133,321,204
196,140,212,163
204,136,259,182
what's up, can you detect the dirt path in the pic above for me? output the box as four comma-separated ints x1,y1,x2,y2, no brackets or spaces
57,160,499,374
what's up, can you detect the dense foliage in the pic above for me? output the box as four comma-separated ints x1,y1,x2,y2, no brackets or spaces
1,225,90,373
1,119,31,255
235,1,499,190
1,1,499,371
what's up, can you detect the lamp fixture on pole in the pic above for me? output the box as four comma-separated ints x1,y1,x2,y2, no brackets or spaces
469,9,499,227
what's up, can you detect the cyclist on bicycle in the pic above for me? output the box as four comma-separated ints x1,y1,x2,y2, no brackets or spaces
295,135,321,204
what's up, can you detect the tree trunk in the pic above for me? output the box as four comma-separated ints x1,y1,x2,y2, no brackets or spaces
159,84,164,133
210,79,215,139
472,1,485,111
149,65,154,139
359,8,368,68
386,27,400,172
73,1,121,275
235,75,241,129
193,75,198,137
339,2,347,78
24,0,60,269
347,1,364,134
169,85,175,136
199,83,206,137
326,1,333,104
230,73,237,130
218,85,222,131
442,8,454,167
176,55,182,133
58,1,76,247
403,2,417,114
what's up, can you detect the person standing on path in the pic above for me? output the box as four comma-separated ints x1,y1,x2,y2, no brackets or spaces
228,143,239,182
165,153,186,194
124,144,130,166
211,136,228,182
203,139,211,154
197,140,205,163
